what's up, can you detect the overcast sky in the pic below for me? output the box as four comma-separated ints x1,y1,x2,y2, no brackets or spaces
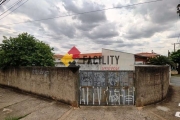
0,0,180,55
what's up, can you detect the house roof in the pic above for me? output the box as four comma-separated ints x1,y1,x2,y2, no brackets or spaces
54,54,63,58
55,52,159,59
54,53,102,59
135,52,160,58
79,53,102,58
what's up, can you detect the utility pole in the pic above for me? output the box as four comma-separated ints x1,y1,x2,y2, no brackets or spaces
177,4,180,16
175,4,180,52
172,43,180,52
168,50,170,57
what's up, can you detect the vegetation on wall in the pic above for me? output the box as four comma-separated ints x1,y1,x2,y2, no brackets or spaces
171,49,180,74
148,55,174,66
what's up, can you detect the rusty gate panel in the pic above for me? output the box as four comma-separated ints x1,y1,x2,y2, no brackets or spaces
79,71,135,106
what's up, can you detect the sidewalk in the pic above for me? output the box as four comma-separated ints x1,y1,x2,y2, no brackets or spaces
0,85,180,120
0,87,71,120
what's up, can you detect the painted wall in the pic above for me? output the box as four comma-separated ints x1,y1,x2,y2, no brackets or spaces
0,67,79,107
101,49,135,70
135,65,169,106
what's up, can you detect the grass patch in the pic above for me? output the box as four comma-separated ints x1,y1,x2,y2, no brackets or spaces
4,114,29,120
4,116,20,120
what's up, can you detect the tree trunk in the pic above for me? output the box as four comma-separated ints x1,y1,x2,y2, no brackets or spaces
178,64,180,74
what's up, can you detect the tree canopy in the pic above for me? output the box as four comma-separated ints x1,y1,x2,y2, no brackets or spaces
148,55,174,66
0,33,55,69
171,49,180,74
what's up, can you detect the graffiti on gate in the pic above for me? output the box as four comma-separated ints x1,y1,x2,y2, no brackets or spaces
79,71,135,106
80,72,93,86
109,89,123,105
94,72,106,86
108,72,119,86
79,86,134,105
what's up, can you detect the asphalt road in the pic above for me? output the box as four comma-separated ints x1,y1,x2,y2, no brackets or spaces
170,76,180,86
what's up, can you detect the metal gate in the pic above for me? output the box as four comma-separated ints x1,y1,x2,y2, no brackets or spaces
79,71,135,106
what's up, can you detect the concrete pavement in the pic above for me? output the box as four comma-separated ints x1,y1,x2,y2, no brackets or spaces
0,87,159,120
0,87,71,120
170,76,180,86
0,76,180,120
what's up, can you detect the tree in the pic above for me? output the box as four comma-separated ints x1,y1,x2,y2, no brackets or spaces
0,33,55,69
171,49,180,74
148,55,174,66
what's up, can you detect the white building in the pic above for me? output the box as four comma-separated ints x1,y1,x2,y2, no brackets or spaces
54,48,135,71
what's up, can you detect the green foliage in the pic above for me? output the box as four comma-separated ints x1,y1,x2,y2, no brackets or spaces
0,33,54,69
171,49,180,74
171,49,180,64
148,55,174,66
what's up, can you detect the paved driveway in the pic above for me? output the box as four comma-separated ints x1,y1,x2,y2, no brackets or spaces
170,76,180,86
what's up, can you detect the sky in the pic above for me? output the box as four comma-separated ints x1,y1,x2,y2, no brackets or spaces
0,0,180,56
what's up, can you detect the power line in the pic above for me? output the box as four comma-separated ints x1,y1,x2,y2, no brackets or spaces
0,0,22,17
0,32,61,40
0,0,29,20
0,0,9,5
0,0,6,5
177,0,180,48
2,0,164,26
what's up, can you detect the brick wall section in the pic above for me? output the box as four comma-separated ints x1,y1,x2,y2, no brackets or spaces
135,66,169,106
0,67,79,107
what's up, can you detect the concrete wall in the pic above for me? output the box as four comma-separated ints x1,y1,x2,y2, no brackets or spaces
135,65,169,106
0,66,170,107
55,63,100,70
0,67,79,107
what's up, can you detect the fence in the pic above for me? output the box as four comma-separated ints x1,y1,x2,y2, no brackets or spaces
79,71,134,106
